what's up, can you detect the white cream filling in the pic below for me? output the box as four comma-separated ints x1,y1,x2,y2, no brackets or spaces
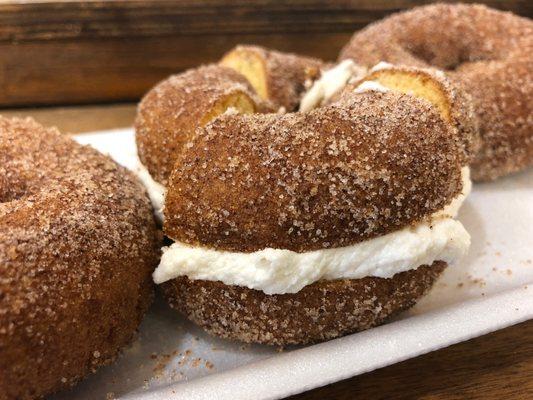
298,60,401,112
153,168,471,294
370,61,394,72
299,60,367,112
134,160,166,223
370,61,447,79
155,219,469,295
354,80,389,94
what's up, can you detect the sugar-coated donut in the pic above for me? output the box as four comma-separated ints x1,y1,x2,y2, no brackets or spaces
133,41,472,345
155,89,470,345
0,117,160,399
220,45,324,111
339,3,533,181
164,92,463,252
135,64,267,185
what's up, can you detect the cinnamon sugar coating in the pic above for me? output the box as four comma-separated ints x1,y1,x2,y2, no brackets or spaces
135,64,267,185
341,64,480,165
164,92,462,252
462,55,532,180
0,117,161,400
221,45,324,111
163,262,446,345
339,3,533,181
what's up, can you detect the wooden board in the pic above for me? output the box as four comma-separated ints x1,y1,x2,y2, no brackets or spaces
0,0,531,107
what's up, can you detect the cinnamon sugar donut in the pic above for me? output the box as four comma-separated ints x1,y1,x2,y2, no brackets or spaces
154,91,471,345
339,3,533,181
133,42,472,345
135,64,267,185
136,48,324,186
0,117,160,399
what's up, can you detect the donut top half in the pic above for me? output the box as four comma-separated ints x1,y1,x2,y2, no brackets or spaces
135,47,468,253
167,93,464,252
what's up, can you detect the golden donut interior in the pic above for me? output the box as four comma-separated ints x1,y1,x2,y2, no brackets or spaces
365,69,452,123
220,48,268,101
200,92,256,126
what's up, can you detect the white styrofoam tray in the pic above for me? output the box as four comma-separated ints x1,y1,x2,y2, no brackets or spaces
54,129,533,400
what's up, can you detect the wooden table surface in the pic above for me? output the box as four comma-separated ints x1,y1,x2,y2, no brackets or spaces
0,0,530,107
2,104,532,399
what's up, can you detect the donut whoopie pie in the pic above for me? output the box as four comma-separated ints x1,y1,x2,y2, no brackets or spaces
135,46,473,344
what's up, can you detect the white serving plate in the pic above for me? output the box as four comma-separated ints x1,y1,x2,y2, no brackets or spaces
53,129,533,400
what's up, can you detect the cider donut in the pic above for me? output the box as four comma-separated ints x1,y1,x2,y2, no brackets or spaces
135,64,267,185
154,91,471,345
163,93,463,251
0,117,160,399
135,48,325,215
339,3,533,181
220,45,324,111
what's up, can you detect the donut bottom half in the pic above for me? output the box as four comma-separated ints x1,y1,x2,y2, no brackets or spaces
162,261,446,345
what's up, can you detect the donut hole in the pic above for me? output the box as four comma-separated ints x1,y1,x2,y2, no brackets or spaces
403,42,481,72
201,92,256,125
220,48,268,100
404,43,441,66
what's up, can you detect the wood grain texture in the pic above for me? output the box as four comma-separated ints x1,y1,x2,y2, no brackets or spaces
0,0,530,106
0,103,531,399
0,1,528,42
0,33,351,106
